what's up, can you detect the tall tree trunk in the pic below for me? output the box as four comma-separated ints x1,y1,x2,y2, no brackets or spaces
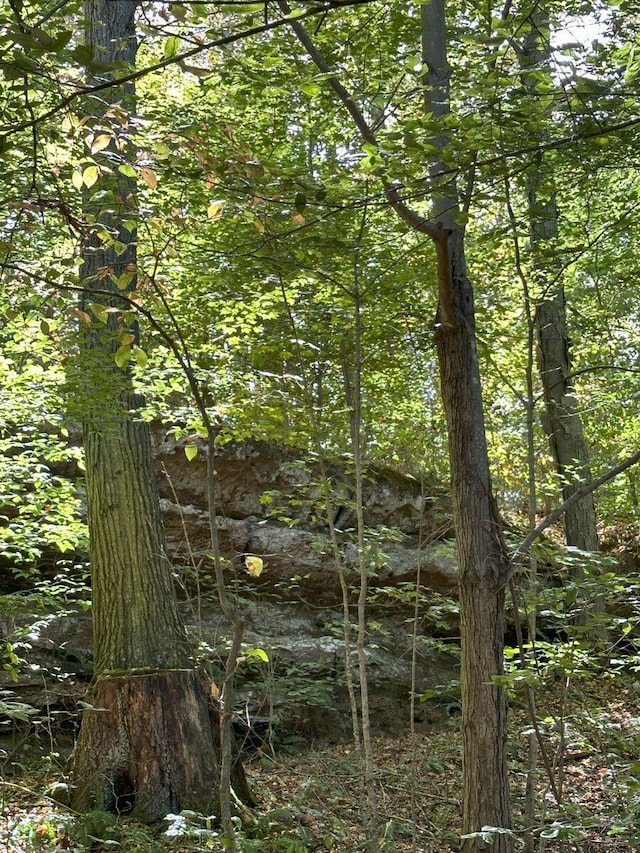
279,2,513,846
536,292,598,552
70,0,231,820
422,3,513,849
521,9,598,554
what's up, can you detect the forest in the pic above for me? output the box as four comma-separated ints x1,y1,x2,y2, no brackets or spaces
1,0,640,851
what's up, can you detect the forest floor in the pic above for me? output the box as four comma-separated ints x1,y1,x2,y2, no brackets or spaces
0,677,639,852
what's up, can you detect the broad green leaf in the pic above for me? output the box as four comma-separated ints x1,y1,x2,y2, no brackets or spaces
118,163,137,178
88,303,109,324
185,444,198,461
114,345,131,367
245,647,269,662
71,170,83,191
131,346,148,368
300,82,321,97
164,35,180,59
115,270,136,290
228,2,264,11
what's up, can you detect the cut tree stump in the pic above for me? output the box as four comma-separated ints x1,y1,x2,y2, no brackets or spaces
71,669,224,821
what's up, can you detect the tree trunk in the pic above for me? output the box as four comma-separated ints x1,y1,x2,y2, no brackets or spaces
72,671,219,819
521,9,599,554
434,229,513,853
536,291,598,552
71,0,245,819
84,398,192,673
422,3,513,849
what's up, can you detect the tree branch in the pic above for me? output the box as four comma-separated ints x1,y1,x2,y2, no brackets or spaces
1,1,377,138
277,0,440,239
512,449,640,566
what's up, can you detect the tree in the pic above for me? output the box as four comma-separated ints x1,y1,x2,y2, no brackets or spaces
420,3,513,848
70,0,233,821
276,1,514,847
520,7,599,555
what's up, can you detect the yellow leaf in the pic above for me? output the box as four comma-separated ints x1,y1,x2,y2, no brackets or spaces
83,165,99,188
245,555,264,577
71,170,83,191
91,133,112,153
140,167,158,189
207,199,225,220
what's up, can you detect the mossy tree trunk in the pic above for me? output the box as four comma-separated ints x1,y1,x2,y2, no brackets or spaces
70,0,237,821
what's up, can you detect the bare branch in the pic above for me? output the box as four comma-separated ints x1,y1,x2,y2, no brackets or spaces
512,449,640,565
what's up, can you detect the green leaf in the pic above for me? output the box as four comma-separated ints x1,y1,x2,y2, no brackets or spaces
115,270,136,290
300,82,321,97
131,346,148,368
11,51,41,73
114,345,131,368
228,2,264,11
164,35,180,59
118,164,137,178
243,646,269,663
83,165,99,188
88,303,109,324
185,444,198,461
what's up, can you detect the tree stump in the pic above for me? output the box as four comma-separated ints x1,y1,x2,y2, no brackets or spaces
71,669,220,821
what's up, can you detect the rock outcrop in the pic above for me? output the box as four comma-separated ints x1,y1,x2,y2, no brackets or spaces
1,433,461,747
154,433,458,605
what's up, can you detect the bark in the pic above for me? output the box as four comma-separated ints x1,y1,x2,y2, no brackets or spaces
521,10,599,554
84,404,191,673
536,292,598,552
422,3,513,849
434,229,513,853
422,5,513,853
71,0,248,819
72,671,219,819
